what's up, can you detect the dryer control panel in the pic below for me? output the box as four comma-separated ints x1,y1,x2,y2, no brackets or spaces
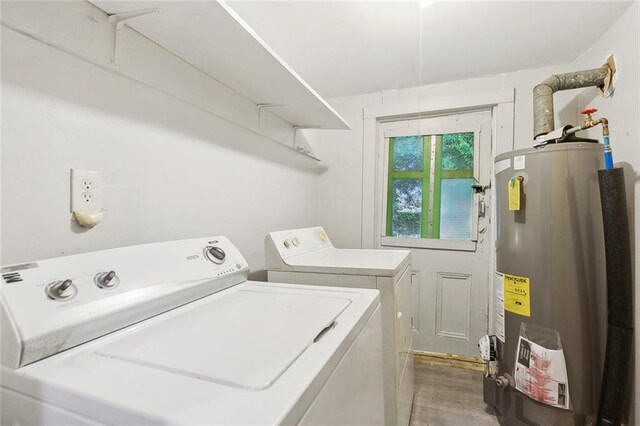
265,226,333,267
1,237,249,368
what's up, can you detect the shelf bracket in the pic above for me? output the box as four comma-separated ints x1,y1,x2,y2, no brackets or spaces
293,125,321,157
257,103,288,129
108,8,160,68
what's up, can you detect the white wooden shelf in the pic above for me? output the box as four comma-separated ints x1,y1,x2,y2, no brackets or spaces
90,0,350,131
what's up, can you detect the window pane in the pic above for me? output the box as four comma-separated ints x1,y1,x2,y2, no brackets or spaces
441,132,474,171
391,179,422,238
439,178,473,240
393,136,423,171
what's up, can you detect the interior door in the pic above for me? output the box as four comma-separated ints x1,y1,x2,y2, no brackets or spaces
376,110,492,357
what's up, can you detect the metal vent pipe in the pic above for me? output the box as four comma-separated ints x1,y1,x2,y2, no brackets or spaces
533,65,609,139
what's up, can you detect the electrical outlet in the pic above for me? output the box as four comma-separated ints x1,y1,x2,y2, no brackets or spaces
71,169,102,213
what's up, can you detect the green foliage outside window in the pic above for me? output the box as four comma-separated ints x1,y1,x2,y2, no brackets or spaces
441,133,474,170
387,132,475,240
390,179,422,237
393,136,423,171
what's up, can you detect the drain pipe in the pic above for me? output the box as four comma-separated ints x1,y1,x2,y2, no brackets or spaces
533,65,610,140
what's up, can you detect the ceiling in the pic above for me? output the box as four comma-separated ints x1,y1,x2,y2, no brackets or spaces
226,1,633,99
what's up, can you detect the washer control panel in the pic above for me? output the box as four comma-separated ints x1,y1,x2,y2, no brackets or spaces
0,236,249,368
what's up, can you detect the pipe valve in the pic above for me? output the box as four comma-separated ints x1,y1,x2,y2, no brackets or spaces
581,107,598,120
563,107,613,169
579,107,607,135
561,107,609,140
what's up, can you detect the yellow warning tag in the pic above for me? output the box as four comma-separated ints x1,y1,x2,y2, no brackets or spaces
504,273,530,317
508,178,521,211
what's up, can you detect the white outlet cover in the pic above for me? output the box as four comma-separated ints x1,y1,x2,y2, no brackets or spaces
71,169,102,213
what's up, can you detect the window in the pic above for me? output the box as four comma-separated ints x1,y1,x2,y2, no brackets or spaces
386,132,475,241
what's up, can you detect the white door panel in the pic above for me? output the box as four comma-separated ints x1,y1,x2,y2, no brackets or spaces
436,272,471,340
410,247,490,355
376,110,492,357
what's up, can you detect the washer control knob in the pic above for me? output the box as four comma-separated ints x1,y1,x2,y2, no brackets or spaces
205,246,226,264
46,279,77,300
95,271,119,289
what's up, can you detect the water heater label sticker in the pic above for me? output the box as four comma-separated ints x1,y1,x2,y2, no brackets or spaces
495,272,505,342
504,274,530,317
513,155,526,170
514,336,570,409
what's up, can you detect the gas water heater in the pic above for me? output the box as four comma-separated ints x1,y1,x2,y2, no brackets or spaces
483,62,632,426
492,141,606,424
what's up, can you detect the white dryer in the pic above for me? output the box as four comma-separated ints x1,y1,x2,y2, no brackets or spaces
1,237,384,425
265,226,414,426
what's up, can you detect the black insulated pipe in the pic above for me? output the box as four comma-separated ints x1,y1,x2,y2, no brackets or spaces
597,168,633,426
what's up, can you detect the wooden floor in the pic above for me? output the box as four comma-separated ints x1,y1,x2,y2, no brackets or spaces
410,359,500,426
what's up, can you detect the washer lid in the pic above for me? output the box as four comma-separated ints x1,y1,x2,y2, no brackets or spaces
285,247,411,276
95,288,349,390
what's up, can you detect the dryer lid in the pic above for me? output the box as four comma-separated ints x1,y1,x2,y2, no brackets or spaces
94,288,349,390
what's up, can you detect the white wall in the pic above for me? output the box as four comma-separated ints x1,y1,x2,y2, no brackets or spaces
0,3,323,276
314,92,382,249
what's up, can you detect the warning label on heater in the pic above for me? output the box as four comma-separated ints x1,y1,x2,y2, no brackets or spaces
495,272,505,342
504,273,530,317
514,336,570,409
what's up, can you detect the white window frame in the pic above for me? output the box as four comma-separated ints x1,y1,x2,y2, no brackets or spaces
379,115,484,251
360,88,515,252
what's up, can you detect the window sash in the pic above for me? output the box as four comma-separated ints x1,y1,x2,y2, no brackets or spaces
386,134,474,240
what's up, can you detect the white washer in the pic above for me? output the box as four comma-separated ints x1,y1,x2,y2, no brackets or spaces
265,226,414,426
1,237,384,425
